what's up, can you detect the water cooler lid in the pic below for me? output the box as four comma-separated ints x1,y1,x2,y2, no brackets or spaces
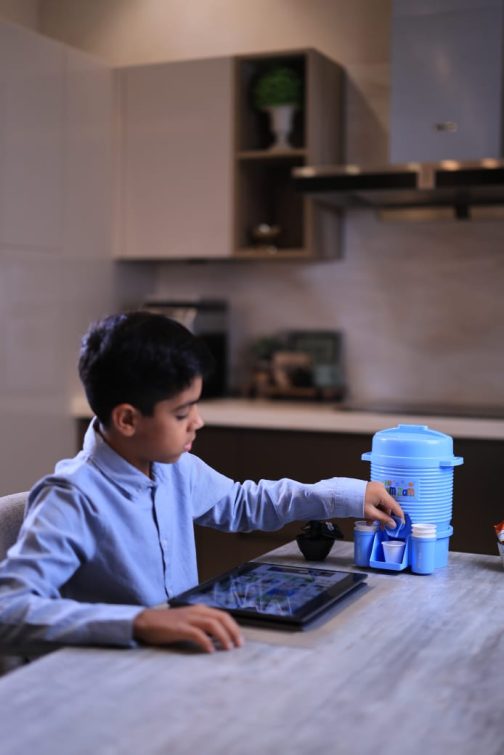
362,423,461,464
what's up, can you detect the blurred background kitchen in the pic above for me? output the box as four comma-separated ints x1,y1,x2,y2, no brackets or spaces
1,0,503,567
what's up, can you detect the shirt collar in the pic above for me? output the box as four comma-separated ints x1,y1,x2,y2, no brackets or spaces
83,418,158,498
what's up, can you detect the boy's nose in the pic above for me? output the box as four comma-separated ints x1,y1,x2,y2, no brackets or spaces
192,407,204,431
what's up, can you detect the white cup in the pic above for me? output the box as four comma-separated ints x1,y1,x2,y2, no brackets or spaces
354,521,379,532
412,523,436,530
382,539,405,563
412,523,437,539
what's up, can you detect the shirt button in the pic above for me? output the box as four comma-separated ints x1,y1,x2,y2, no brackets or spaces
160,539,168,548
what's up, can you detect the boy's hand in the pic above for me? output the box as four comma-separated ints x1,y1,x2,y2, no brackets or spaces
133,604,244,653
364,481,404,528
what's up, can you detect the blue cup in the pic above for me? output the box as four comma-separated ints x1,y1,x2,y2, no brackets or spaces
411,535,436,574
354,529,376,567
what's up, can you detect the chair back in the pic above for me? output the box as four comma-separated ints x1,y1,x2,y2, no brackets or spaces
0,492,28,676
0,492,28,562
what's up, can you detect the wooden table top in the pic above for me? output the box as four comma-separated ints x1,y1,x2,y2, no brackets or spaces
0,541,502,755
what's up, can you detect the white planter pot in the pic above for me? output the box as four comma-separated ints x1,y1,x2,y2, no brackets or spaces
265,105,296,150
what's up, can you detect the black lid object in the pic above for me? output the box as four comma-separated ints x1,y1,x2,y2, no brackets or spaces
296,520,344,562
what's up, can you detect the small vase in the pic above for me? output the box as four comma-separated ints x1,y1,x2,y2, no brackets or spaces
265,105,296,151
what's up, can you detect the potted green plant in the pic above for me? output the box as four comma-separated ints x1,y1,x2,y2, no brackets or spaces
252,66,303,150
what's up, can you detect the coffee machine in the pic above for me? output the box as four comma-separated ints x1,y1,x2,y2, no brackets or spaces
142,298,228,398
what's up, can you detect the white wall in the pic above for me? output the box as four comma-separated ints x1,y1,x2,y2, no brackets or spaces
29,1,504,410
38,0,391,164
0,0,39,29
38,1,391,65
0,22,119,494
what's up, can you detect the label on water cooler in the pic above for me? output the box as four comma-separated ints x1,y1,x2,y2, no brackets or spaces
383,478,419,502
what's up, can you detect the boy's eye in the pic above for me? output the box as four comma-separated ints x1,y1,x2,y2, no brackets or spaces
175,413,189,421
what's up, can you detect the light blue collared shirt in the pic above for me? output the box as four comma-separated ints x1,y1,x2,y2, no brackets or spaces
0,420,366,650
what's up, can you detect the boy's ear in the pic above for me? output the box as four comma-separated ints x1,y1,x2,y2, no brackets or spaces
110,404,142,437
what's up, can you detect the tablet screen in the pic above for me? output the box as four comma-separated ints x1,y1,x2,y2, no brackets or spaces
169,562,367,627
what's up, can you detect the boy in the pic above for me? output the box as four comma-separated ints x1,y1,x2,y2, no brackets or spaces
0,312,403,654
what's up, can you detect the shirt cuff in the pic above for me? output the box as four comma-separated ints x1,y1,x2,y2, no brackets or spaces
319,477,367,519
82,605,145,648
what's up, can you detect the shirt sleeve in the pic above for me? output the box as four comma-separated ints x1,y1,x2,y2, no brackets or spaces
188,455,366,531
0,483,142,651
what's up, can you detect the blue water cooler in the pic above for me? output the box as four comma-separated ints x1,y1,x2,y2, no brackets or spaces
362,424,464,569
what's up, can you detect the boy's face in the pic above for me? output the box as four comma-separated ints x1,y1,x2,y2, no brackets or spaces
124,376,205,471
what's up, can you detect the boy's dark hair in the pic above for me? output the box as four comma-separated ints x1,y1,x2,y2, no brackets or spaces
78,311,213,425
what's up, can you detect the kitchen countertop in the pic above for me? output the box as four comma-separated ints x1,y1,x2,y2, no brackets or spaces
0,540,502,755
71,394,504,440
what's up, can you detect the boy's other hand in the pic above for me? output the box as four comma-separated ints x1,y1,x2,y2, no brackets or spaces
363,481,404,528
133,604,244,653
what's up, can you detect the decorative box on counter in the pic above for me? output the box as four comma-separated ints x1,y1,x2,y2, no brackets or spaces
247,329,345,401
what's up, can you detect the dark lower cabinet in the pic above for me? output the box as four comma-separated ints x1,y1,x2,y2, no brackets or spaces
77,419,502,581
193,427,369,580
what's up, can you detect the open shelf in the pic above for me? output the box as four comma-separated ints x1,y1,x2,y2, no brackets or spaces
235,155,306,253
232,49,343,260
235,53,306,153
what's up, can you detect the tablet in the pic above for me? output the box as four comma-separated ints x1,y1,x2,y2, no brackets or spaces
168,562,367,629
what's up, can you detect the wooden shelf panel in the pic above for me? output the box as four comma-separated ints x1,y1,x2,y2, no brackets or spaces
233,247,311,260
237,148,307,160
234,156,306,251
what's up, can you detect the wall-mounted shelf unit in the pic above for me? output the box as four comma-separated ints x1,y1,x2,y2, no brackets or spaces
116,49,343,261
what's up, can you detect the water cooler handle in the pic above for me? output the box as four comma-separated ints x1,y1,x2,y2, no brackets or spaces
439,457,464,468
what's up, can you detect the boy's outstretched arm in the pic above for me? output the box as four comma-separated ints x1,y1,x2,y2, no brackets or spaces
133,604,244,653
190,453,404,533
364,482,404,527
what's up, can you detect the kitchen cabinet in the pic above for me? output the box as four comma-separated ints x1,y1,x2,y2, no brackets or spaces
192,427,366,579
116,49,342,261
116,57,233,260
390,0,504,163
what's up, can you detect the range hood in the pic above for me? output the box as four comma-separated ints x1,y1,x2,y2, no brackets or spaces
292,159,504,219
293,0,504,217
